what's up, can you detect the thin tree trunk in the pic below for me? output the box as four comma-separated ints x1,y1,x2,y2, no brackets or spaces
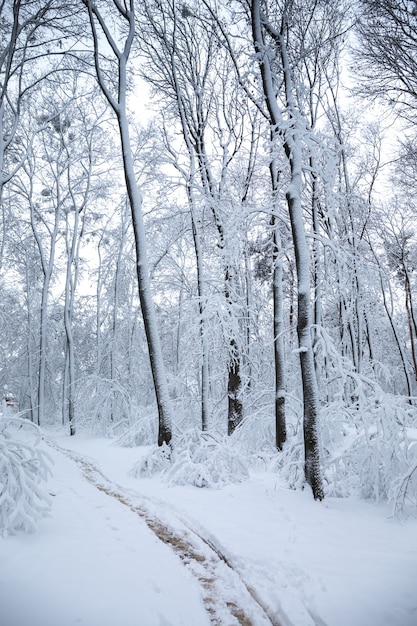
404,266,417,355
96,241,103,378
270,154,286,450
28,172,61,427
189,206,210,431
243,244,252,389
310,156,323,389
63,285,76,436
0,102,6,271
84,0,173,446
405,273,417,381
62,208,81,436
377,266,413,398
110,220,127,423
272,217,286,449
24,257,36,423
62,350,69,426
225,266,243,435
118,115,173,446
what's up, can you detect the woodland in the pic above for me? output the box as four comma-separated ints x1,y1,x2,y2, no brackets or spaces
2,0,417,531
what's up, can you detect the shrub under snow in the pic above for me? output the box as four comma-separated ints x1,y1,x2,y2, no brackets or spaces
0,417,52,536
131,428,249,488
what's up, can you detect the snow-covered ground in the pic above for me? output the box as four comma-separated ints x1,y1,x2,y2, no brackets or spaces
1,432,417,626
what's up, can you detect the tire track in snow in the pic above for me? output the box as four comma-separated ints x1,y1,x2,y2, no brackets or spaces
46,439,286,626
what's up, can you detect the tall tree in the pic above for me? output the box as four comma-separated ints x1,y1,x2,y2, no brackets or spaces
82,0,173,446
11,119,64,426
249,0,332,499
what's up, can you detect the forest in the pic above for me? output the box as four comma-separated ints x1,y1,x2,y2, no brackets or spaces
2,0,417,522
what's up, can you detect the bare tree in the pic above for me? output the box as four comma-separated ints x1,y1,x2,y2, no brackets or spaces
81,0,173,446
11,124,64,427
355,0,417,119
0,1,79,267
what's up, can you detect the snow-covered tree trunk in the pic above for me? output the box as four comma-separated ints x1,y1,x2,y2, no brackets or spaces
286,150,323,500
404,268,417,381
270,157,286,450
0,102,6,270
83,0,173,446
63,281,76,436
251,0,323,498
34,198,61,427
24,252,38,423
62,196,86,436
109,215,128,423
119,118,173,445
189,191,210,432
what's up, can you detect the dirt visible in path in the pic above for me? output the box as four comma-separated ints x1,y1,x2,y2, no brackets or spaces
47,439,284,626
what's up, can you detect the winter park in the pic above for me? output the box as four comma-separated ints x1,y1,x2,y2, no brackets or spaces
1,1,417,625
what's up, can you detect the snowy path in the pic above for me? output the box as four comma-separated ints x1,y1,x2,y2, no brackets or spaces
46,439,280,626
2,433,417,626
0,439,211,626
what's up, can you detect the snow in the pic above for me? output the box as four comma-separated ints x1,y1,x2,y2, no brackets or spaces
0,437,209,626
1,432,417,626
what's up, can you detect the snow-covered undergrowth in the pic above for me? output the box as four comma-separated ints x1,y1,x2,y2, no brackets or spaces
113,409,157,447
75,376,157,442
268,328,417,516
0,417,52,536
131,428,249,488
321,383,417,512
229,406,278,469
315,328,417,513
76,326,417,515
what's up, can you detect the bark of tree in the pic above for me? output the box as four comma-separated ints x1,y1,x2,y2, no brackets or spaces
405,272,417,381
270,154,286,450
251,0,323,498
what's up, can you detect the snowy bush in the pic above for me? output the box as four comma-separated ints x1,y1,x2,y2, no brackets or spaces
75,376,146,439
131,429,249,488
0,417,52,536
393,438,417,518
314,329,417,508
113,409,157,447
131,442,172,478
166,429,249,488
270,435,306,491
230,404,277,468
321,383,416,504
269,327,417,513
